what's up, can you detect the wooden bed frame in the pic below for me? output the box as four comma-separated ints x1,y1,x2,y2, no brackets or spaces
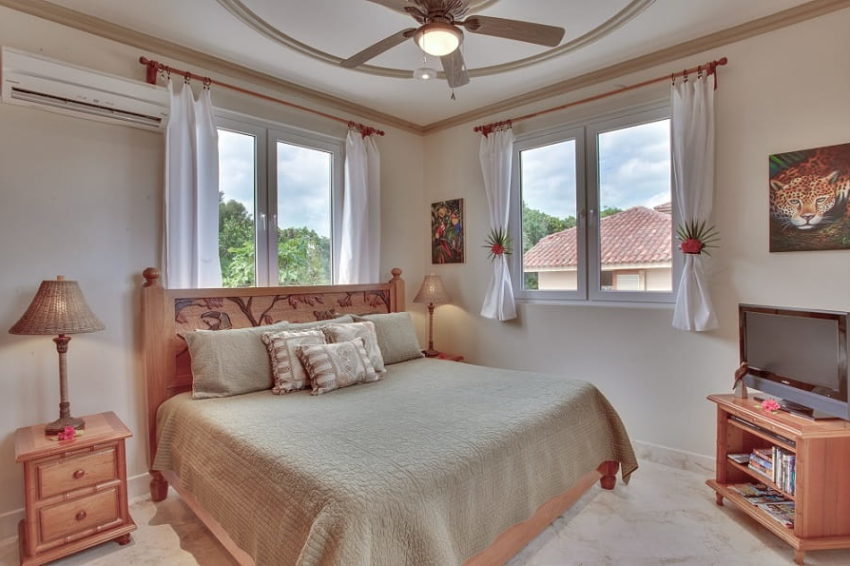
140,266,619,566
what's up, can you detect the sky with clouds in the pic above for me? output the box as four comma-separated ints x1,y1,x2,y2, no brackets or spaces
218,130,332,238
220,118,670,244
521,118,671,219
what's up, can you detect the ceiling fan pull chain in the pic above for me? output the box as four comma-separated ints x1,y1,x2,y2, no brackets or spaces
450,89,456,101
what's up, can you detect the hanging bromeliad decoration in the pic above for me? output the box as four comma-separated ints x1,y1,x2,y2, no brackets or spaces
676,220,719,255
484,227,512,261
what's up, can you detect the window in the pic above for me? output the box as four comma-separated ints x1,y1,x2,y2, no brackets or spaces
217,115,343,287
513,103,676,303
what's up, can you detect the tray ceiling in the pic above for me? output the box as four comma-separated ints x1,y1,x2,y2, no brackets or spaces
41,0,816,127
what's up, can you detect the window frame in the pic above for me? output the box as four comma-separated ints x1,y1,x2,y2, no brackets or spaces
216,110,344,287
511,126,587,302
510,100,679,305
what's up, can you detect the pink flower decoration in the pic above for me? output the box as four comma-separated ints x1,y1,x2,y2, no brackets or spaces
57,426,76,441
680,238,704,254
760,399,781,413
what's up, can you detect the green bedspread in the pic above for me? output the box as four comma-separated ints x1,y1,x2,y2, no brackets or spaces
154,357,637,566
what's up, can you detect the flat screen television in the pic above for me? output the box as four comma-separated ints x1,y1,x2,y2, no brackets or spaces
739,304,849,420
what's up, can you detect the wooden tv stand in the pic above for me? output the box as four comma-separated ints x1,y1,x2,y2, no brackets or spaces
707,394,850,564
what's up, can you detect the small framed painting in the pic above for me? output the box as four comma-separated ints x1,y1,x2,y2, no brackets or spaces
431,198,464,264
770,142,850,252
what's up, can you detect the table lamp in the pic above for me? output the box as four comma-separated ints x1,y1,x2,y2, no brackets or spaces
9,276,104,434
413,274,451,357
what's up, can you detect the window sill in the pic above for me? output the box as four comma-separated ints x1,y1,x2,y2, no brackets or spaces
517,297,675,310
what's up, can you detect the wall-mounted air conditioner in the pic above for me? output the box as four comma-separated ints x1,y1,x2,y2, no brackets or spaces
1,47,168,131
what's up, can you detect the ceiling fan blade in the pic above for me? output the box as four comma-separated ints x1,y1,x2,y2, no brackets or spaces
441,50,470,88
341,29,416,68
462,15,565,47
365,0,412,14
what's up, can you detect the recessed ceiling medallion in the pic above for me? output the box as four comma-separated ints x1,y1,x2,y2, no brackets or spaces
216,0,655,80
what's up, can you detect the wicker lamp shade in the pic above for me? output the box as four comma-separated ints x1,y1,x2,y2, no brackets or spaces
413,274,451,306
10,277,104,335
9,276,103,435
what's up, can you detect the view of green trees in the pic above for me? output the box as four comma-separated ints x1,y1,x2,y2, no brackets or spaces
521,203,623,290
219,193,330,287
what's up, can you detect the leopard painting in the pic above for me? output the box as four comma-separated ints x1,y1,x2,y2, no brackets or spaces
770,146,850,231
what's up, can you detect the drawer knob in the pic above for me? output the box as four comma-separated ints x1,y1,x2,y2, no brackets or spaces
73,469,86,479
75,510,87,521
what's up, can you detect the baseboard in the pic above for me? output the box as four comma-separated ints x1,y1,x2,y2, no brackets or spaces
0,507,22,548
632,440,715,475
0,471,151,543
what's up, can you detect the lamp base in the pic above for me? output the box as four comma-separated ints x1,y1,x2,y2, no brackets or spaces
422,349,440,358
45,415,85,435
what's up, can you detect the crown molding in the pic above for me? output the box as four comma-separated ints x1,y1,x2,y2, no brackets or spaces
0,0,425,134
1,0,848,136
421,0,850,133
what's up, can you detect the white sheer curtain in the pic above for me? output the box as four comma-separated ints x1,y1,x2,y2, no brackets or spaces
164,80,221,288
338,130,381,284
479,128,517,321
671,73,718,331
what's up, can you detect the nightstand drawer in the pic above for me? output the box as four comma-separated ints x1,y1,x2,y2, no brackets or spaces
39,487,121,544
37,446,117,499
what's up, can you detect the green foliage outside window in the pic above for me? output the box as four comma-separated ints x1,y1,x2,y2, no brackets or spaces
277,227,331,285
219,193,330,287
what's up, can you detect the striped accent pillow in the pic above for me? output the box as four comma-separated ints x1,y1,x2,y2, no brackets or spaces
262,329,326,394
297,338,380,395
321,321,386,375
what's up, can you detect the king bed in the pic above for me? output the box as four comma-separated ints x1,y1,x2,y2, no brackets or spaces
141,267,637,565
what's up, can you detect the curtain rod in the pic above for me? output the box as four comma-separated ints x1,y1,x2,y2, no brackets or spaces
474,57,728,136
139,57,385,137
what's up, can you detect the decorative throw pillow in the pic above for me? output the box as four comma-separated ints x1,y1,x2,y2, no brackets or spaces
284,314,354,331
262,329,327,394
183,320,290,399
297,338,380,395
352,312,423,365
321,321,386,375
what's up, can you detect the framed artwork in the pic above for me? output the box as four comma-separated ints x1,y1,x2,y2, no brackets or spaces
769,142,850,252
431,198,464,264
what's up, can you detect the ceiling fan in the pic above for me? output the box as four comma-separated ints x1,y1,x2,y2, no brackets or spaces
341,0,566,88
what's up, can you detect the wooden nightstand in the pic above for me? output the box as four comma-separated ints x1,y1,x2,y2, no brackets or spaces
14,412,136,566
435,352,464,362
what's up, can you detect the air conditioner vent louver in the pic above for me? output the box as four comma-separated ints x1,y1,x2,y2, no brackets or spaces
2,47,168,131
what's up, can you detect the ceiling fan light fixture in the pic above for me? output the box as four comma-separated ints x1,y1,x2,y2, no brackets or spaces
414,22,462,57
413,66,438,80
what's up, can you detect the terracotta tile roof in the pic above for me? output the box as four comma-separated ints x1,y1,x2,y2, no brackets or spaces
653,202,673,214
524,206,672,270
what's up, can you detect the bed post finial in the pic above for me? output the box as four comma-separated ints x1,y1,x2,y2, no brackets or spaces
143,267,162,288
388,268,405,313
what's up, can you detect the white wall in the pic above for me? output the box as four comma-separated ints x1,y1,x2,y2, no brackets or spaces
537,270,578,290
424,8,850,462
2,1,849,543
0,6,426,539
644,268,672,292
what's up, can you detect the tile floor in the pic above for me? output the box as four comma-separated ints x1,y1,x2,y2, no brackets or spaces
2,460,849,565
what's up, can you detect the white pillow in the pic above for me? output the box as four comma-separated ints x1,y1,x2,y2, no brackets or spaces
262,329,327,393
321,321,386,375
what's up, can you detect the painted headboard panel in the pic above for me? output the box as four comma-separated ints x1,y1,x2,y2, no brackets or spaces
141,267,405,466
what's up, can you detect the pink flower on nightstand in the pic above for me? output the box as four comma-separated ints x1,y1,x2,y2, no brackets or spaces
57,426,76,441
760,399,781,414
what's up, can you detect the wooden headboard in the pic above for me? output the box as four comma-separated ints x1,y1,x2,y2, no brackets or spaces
141,267,405,467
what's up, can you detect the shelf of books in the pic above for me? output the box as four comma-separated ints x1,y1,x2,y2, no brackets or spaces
726,447,796,499
708,394,850,565
707,481,796,540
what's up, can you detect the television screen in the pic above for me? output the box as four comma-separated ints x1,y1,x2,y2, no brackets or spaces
740,304,849,420
745,311,842,394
